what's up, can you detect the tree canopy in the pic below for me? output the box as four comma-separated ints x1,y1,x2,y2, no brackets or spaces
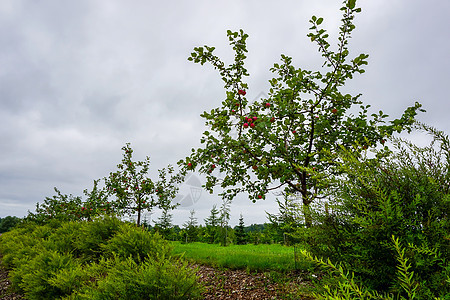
180,0,423,226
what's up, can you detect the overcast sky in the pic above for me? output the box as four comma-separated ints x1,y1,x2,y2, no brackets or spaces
1,0,449,226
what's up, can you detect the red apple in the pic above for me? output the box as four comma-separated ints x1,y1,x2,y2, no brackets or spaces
258,195,262,199
243,123,249,128
252,165,258,170
265,103,271,108
211,164,216,169
250,123,255,128
238,89,246,95
187,163,192,168
331,108,338,114
270,117,275,123
292,130,296,134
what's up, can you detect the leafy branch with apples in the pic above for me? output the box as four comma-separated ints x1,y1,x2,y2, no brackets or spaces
179,0,423,227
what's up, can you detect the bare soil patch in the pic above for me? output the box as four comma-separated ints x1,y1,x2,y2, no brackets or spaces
0,255,23,300
193,263,315,299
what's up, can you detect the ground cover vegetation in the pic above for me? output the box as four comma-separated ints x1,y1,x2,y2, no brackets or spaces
171,242,319,299
1,0,449,299
171,242,310,272
0,217,201,299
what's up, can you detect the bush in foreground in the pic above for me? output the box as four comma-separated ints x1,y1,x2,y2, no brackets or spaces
0,217,201,300
303,123,450,299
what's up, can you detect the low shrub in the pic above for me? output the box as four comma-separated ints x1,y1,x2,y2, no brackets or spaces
0,217,202,299
45,221,84,254
72,216,122,262
72,256,201,300
302,236,450,300
0,222,52,269
101,223,172,263
303,123,450,298
10,249,78,300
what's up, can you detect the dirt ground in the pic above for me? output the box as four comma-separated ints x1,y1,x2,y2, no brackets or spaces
193,263,315,299
0,256,23,300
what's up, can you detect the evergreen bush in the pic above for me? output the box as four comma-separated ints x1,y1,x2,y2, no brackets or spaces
0,217,202,299
304,123,450,298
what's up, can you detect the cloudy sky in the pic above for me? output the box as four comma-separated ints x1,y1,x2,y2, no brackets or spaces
1,0,449,226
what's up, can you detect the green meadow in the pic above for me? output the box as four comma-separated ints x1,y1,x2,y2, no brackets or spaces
171,242,314,272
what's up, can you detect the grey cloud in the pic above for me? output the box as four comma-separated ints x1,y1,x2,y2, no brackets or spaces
1,0,449,225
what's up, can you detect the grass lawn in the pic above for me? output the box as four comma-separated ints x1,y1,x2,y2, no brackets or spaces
171,242,314,272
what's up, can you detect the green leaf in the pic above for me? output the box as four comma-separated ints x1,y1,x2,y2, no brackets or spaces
348,0,356,9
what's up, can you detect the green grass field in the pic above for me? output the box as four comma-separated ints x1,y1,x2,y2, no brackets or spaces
171,242,314,272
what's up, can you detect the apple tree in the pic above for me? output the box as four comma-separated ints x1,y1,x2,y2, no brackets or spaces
81,179,117,220
26,182,119,224
104,143,183,226
26,187,84,224
180,0,423,226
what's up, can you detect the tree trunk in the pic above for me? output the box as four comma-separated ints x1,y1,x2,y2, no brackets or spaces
302,192,313,228
136,199,142,226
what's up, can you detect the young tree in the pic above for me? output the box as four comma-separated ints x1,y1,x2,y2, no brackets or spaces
180,0,423,226
104,143,183,226
246,224,267,245
234,213,248,245
204,204,220,244
183,209,198,243
26,187,84,224
82,179,117,220
266,192,303,245
219,198,232,246
153,206,174,240
25,181,116,224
